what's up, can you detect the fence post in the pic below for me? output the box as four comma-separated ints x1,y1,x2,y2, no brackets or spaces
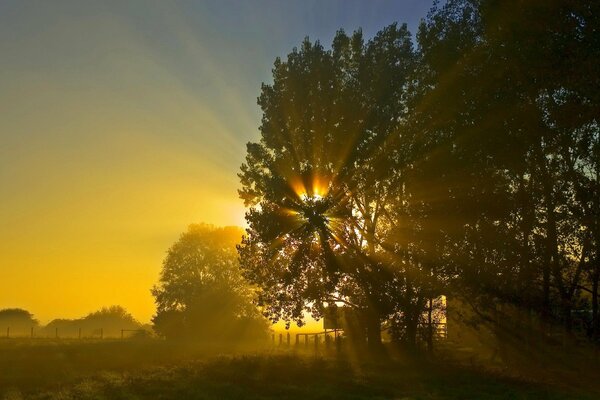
444,322,448,339
314,334,319,352
287,332,290,346
295,334,299,346
55,327,58,339
279,333,283,345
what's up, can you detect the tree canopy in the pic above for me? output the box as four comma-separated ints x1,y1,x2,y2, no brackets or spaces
0,308,38,336
238,23,422,348
152,224,267,341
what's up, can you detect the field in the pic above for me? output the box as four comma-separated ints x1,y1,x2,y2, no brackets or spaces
0,339,598,400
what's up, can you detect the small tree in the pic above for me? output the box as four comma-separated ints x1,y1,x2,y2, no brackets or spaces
152,224,267,341
0,308,38,336
83,305,141,337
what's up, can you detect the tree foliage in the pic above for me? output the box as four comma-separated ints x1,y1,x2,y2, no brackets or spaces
152,224,267,341
0,308,38,336
413,0,600,338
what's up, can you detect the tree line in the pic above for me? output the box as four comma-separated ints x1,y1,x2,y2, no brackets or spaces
0,306,145,338
237,0,600,352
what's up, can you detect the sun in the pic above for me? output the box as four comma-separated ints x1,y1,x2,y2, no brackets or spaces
292,174,330,201
300,192,322,201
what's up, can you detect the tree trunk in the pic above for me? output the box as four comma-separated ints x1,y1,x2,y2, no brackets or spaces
427,298,434,354
404,309,419,351
592,269,599,342
365,309,383,354
542,263,551,323
538,143,558,331
562,300,573,346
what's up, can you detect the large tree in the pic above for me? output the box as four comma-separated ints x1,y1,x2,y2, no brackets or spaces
412,0,600,341
238,24,426,349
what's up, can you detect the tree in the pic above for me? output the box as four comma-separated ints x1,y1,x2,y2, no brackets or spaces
0,308,38,336
239,0,599,354
152,224,267,341
412,0,600,344
84,305,141,337
43,305,141,338
238,25,426,351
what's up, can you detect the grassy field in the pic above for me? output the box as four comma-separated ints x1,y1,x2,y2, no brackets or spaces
0,339,598,400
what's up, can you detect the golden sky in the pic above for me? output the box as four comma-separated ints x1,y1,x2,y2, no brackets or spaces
0,1,432,324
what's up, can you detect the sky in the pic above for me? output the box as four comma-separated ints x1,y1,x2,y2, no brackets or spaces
0,0,435,324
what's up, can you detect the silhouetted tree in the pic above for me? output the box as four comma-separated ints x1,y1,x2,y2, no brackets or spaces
43,305,141,338
0,308,38,336
412,0,600,342
238,25,434,351
84,305,141,337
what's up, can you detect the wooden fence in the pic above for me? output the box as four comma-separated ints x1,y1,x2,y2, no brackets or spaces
0,327,148,339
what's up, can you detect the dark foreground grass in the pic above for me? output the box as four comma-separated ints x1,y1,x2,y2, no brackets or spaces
0,340,597,400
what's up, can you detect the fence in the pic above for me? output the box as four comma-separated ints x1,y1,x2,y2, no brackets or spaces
270,330,343,352
416,322,448,341
269,322,448,352
0,327,148,340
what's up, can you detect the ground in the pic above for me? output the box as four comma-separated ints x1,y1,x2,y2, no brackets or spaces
0,339,597,399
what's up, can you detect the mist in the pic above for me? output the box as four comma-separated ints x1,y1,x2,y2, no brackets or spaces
2,1,600,399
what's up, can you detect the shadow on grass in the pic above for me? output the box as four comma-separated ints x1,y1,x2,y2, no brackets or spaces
1,355,595,399
0,340,598,399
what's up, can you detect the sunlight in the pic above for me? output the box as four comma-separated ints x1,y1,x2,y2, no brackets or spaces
290,177,307,200
2,2,597,398
311,175,331,199
299,192,322,201
291,174,330,201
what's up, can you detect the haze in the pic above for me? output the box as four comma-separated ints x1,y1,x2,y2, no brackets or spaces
0,1,432,323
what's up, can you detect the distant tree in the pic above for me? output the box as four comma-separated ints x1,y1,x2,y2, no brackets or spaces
0,308,38,336
152,224,267,341
43,305,141,338
43,318,80,338
85,305,138,324
83,305,141,337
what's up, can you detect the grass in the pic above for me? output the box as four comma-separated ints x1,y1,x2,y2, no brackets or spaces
0,339,597,399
